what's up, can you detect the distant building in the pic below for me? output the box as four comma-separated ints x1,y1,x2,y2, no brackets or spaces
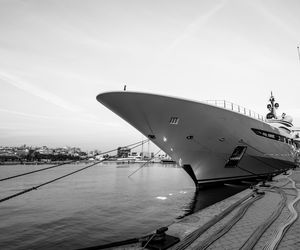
117,147,131,158
0,144,87,162
15,149,29,157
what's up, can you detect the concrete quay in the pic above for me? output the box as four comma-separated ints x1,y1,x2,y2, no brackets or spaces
108,168,300,250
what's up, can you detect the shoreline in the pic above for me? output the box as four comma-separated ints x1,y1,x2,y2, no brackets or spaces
0,160,177,166
0,161,74,166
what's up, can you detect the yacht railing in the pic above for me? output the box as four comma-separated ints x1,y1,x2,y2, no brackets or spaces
204,100,265,122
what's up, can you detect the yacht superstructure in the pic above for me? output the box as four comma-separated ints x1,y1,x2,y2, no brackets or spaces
97,91,299,185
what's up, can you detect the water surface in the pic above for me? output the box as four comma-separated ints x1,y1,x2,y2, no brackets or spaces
0,163,246,249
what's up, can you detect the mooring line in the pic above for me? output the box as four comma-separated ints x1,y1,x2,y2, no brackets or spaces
0,159,106,204
195,193,264,250
0,139,150,204
0,160,77,182
128,149,161,178
267,174,300,250
174,191,257,250
0,139,149,183
240,187,287,250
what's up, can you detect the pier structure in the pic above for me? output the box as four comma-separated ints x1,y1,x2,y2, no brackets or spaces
105,168,300,250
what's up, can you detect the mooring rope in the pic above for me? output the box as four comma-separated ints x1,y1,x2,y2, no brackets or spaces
240,187,287,250
0,139,149,204
0,160,78,182
0,139,149,183
0,159,106,203
142,233,157,249
267,174,300,249
195,193,264,250
174,191,257,250
128,149,161,178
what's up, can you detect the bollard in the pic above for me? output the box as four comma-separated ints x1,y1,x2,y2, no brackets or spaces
142,226,180,250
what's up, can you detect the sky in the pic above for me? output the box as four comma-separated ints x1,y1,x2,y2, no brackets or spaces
0,0,300,151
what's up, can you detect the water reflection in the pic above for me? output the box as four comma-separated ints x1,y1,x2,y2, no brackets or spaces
179,182,249,219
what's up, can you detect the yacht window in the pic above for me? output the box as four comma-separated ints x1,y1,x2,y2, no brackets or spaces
279,126,291,134
251,128,287,143
255,130,263,136
268,134,275,139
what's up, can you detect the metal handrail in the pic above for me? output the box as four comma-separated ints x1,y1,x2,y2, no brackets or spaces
204,100,265,122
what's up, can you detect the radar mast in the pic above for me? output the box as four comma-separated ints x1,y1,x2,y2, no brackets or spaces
266,91,279,119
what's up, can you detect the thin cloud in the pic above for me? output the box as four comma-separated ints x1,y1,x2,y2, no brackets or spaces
166,0,227,52
0,108,121,127
0,71,83,112
249,1,299,40
0,108,64,120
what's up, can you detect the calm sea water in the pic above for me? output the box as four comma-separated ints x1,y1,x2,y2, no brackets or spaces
0,163,246,250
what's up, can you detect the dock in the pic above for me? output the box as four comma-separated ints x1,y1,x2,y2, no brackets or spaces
102,168,300,250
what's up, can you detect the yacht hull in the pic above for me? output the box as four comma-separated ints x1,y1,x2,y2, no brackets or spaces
97,92,297,184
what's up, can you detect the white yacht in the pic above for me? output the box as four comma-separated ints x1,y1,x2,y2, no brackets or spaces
97,91,300,185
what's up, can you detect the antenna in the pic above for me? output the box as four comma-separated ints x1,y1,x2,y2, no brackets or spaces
266,91,278,119
297,46,300,63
